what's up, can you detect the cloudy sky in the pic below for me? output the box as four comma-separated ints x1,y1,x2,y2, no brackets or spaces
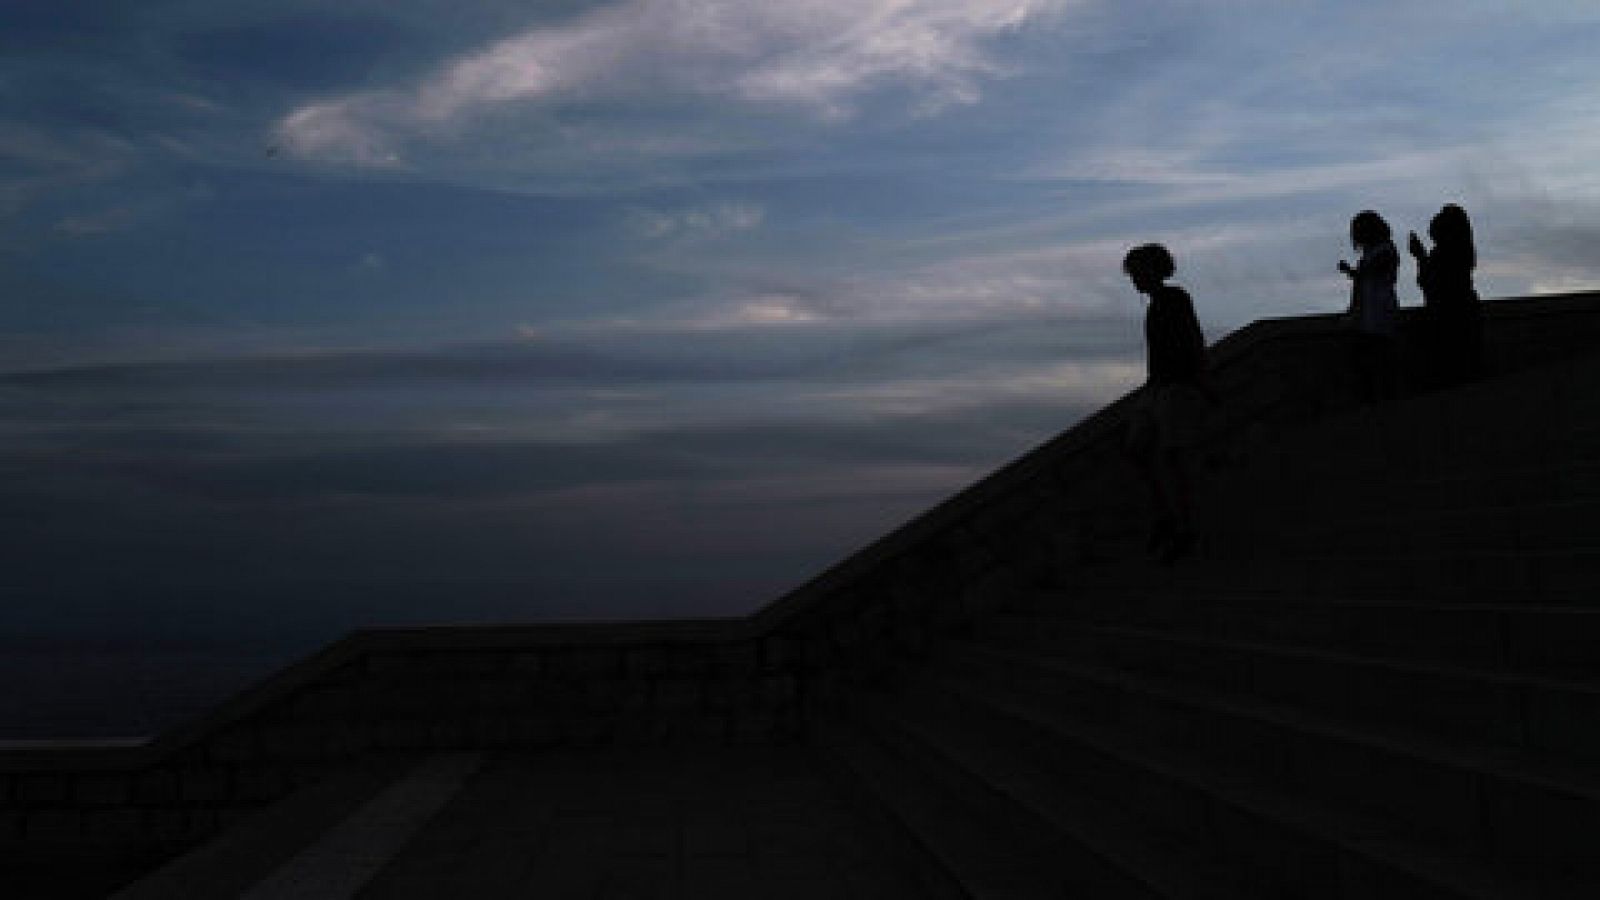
4,1,1600,734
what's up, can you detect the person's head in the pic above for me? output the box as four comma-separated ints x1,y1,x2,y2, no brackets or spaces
1429,203,1475,269
1123,243,1175,293
1349,210,1391,251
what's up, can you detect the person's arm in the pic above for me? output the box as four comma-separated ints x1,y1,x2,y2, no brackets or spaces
1409,232,1434,293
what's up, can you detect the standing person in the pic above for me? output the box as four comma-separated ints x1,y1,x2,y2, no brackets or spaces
1338,210,1401,404
1122,243,1211,563
1409,203,1484,388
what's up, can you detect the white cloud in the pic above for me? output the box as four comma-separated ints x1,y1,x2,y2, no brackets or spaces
1525,274,1600,295
726,0,1050,119
1037,149,1461,202
626,202,765,239
275,0,1074,165
685,294,823,328
277,100,407,168
730,296,818,324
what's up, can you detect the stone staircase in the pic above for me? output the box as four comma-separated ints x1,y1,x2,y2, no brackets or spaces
6,291,1600,897
814,351,1600,899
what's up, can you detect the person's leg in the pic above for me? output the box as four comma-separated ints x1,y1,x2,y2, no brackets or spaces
1160,447,1197,562
1415,310,1443,391
1443,321,1467,387
1454,310,1486,385
1152,385,1204,562
1126,406,1176,552
1470,306,1488,380
1353,333,1398,404
1166,449,1193,531
1375,334,1399,402
1348,332,1375,404
1136,449,1175,549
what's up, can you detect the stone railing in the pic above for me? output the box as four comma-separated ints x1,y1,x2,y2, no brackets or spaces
0,620,805,862
3,290,1598,865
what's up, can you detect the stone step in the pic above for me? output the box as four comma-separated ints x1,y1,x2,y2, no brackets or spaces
352,755,561,900
1226,460,1600,517
1248,365,1600,469
123,747,916,900
935,638,1600,883
1247,417,1600,483
900,660,1576,899
1217,442,1585,505
841,689,1246,899
112,756,422,899
1106,463,1600,535
1203,497,1600,559
1052,549,1600,604
354,746,914,900
963,621,1600,762
1113,470,1600,554
996,595,1600,678
1091,463,1600,564
1262,548,1600,603
1208,363,1600,490
810,714,1050,899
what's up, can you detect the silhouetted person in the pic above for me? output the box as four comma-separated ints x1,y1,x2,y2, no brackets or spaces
1122,243,1211,563
1409,203,1484,388
1339,210,1400,404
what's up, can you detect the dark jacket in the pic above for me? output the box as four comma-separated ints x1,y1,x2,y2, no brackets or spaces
1145,284,1206,387
1417,243,1479,315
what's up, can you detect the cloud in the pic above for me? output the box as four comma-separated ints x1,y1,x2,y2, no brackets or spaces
1486,216,1600,295
0,309,1135,397
53,205,136,235
0,336,810,392
0,343,1114,654
721,295,820,326
625,201,764,239
0,392,1095,505
1034,148,1474,209
275,0,1073,165
0,121,133,216
352,250,387,273
1,395,1087,677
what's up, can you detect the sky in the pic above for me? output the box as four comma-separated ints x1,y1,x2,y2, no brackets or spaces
4,0,1600,735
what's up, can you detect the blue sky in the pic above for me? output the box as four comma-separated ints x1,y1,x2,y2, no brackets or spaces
4,1,1600,733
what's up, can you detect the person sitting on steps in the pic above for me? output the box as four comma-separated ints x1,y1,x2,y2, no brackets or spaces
1122,243,1214,564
